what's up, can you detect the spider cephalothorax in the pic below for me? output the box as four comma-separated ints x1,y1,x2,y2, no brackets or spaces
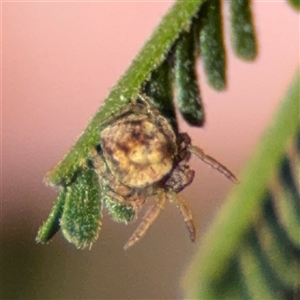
91,94,237,249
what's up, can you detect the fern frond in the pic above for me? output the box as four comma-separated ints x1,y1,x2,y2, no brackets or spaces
37,0,269,249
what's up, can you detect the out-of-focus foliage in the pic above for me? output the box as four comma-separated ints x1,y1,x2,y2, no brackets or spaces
288,0,300,10
183,70,300,299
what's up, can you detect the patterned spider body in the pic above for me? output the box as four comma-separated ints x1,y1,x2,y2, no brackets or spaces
101,108,177,189
91,95,236,249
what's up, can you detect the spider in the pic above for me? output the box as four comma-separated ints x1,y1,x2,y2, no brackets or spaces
90,94,237,250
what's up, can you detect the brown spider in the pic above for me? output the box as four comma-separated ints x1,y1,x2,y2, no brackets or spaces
90,94,237,250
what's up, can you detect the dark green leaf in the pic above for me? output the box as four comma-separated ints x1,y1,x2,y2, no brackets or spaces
230,0,257,60
270,173,300,249
60,168,102,249
143,60,178,132
174,29,204,126
257,199,300,289
200,0,226,90
36,188,66,243
237,231,280,299
105,197,136,224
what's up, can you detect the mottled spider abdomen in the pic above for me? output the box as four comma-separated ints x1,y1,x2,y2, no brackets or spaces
101,113,177,188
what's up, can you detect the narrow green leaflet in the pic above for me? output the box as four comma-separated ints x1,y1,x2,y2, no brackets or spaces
143,60,177,132
36,188,66,243
237,232,279,299
230,0,257,60
200,0,226,90
256,210,300,288
60,168,102,249
271,174,300,248
174,29,204,126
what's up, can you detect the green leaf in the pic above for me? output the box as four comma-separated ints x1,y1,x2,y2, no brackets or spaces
36,188,66,243
270,170,300,248
174,29,204,126
256,205,300,288
104,197,136,224
200,0,226,90
60,167,102,249
182,70,300,298
237,232,279,299
142,60,177,131
230,0,257,60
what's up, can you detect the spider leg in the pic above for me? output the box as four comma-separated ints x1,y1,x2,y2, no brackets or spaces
188,145,238,183
124,189,166,250
167,192,196,242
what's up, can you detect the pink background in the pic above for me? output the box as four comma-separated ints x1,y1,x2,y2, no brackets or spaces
2,1,299,299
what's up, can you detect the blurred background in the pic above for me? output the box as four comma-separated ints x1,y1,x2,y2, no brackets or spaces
2,1,299,299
